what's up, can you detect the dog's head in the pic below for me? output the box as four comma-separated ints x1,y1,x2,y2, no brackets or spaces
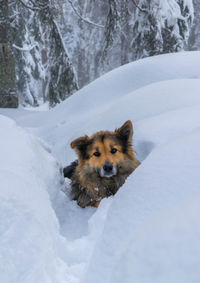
71,120,136,179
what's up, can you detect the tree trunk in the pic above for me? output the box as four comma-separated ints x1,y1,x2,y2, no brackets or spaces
0,0,18,108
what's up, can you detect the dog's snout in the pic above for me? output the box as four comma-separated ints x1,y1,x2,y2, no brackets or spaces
100,163,117,178
103,163,113,173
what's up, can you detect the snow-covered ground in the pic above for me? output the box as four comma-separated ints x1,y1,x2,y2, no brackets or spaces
1,51,200,283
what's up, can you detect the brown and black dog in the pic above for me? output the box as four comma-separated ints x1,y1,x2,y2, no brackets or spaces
64,120,140,208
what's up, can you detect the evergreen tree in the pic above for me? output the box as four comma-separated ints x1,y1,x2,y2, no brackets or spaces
103,0,121,58
101,0,135,73
10,1,44,106
39,1,78,107
188,0,200,50
132,0,194,60
63,0,108,88
10,0,78,107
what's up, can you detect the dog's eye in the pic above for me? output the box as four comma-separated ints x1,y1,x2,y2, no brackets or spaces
111,148,117,154
93,152,101,157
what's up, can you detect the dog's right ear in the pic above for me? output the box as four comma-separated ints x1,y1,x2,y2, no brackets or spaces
115,120,133,141
71,136,89,159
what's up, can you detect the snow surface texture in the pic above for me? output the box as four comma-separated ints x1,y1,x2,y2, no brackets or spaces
1,51,200,283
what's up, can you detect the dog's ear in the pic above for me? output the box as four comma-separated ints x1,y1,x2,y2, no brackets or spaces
115,120,133,149
71,136,89,159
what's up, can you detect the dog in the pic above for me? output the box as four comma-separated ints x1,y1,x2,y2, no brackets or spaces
64,120,140,208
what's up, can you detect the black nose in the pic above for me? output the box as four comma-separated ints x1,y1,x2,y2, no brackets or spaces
103,163,113,173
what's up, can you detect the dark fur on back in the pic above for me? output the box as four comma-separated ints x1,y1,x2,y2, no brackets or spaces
68,121,140,208
63,160,78,179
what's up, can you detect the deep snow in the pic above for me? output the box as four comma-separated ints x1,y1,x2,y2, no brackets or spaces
0,116,70,283
1,51,200,283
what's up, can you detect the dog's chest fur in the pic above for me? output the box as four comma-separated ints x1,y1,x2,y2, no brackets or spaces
71,169,129,208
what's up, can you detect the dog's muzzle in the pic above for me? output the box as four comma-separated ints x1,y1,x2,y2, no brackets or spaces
100,162,117,178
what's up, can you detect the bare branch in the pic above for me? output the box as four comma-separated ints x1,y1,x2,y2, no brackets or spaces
17,0,48,11
131,0,147,13
17,0,40,11
67,0,104,28
29,0,48,9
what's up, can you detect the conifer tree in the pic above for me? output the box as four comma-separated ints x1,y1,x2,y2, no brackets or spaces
10,0,78,107
188,0,200,50
132,0,194,60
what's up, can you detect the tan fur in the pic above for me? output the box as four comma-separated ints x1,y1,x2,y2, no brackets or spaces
70,120,140,208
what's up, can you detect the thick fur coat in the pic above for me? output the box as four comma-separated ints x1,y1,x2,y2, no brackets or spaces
68,120,140,208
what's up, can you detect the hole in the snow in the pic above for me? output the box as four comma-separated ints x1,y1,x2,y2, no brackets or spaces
135,140,155,162
54,178,96,240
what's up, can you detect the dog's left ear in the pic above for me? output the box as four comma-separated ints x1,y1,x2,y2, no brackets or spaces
115,120,133,142
71,136,89,159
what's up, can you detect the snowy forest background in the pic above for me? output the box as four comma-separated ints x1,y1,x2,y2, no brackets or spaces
1,0,200,107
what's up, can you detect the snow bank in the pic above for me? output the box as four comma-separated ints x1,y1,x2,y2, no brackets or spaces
82,129,200,283
0,115,71,283
44,78,200,165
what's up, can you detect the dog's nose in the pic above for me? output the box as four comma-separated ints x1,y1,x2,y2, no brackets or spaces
103,163,113,173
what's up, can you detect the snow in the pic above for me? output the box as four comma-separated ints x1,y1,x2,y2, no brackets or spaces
82,129,200,283
1,51,200,283
0,115,73,283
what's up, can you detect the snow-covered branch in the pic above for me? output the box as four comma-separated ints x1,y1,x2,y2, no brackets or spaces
13,43,36,51
131,0,147,13
67,0,104,28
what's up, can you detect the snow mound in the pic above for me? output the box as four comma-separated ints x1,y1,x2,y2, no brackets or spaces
82,129,200,283
0,115,71,283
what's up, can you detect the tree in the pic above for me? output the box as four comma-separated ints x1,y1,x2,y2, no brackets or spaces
0,0,18,108
132,0,194,60
102,0,134,65
188,0,200,50
62,0,108,88
10,0,78,107
38,1,78,107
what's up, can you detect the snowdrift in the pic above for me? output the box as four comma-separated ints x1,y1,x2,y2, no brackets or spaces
1,51,200,283
0,116,72,283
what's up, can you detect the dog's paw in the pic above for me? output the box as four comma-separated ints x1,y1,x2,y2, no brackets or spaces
77,192,92,208
77,192,100,208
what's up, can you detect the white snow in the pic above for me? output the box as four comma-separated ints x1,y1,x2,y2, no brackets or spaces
0,51,200,283
0,116,72,283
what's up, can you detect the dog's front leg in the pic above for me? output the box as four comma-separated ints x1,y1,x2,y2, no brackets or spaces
90,200,101,208
77,192,93,208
